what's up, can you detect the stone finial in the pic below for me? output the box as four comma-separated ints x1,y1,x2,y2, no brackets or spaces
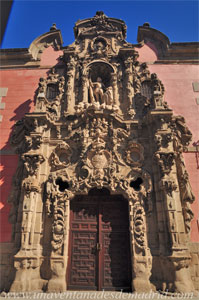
50,23,57,31
143,22,150,27
95,11,107,17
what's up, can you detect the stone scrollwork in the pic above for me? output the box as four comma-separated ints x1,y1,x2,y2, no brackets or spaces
49,142,72,171
45,173,73,252
78,143,113,189
176,158,195,234
35,68,65,121
154,152,175,177
171,115,195,234
160,178,178,197
125,142,144,167
154,133,173,150
133,205,146,252
172,115,192,151
52,201,65,251
90,36,109,58
22,154,45,178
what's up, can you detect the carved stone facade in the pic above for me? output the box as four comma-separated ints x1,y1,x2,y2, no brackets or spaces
5,12,197,293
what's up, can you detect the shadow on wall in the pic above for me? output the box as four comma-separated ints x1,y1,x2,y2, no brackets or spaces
0,98,33,243
0,58,63,243
10,99,32,122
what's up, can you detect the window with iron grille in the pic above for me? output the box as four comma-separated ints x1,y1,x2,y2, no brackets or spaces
46,83,58,101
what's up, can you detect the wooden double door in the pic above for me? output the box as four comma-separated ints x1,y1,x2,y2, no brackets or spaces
67,189,132,291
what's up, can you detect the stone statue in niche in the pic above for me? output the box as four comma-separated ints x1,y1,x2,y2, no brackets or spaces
89,77,114,105
103,86,113,105
89,77,105,103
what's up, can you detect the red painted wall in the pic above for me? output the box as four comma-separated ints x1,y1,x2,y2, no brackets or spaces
0,44,198,243
0,68,47,242
0,46,63,242
146,63,199,243
137,44,199,242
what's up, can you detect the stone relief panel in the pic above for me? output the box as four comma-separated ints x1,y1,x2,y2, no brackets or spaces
35,68,65,121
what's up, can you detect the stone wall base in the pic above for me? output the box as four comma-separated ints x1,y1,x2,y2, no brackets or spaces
0,242,198,292
0,243,15,292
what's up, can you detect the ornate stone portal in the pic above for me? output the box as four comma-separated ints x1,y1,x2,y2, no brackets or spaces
8,11,195,293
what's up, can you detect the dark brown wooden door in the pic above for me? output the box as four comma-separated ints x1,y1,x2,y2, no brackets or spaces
67,189,132,291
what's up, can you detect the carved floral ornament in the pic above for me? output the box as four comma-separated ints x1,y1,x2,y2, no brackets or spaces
49,142,72,171
74,11,126,40
43,162,152,253
45,164,152,202
22,153,45,177
125,142,144,167
90,37,110,57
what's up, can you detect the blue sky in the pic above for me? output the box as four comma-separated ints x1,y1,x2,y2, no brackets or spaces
1,0,199,49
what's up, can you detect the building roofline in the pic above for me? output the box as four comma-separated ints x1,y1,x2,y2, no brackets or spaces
137,24,199,60
0,23,198,69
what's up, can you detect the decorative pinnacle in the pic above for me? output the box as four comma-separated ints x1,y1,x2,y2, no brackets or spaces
50,23,57,31
95,11,107,17
143,22,150,27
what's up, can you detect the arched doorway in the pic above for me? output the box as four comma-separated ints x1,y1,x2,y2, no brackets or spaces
67,188,132,291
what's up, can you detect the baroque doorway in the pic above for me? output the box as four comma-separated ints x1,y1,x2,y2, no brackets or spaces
67,189,132,291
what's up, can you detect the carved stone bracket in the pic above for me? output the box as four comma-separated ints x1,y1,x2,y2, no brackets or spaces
154,152,175,177
10,257,43,292
22,154,45,178
160,178,178,197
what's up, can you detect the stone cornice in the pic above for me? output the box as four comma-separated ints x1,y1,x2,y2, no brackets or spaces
0,29,63,68
137,24,199,61
1,24,199,69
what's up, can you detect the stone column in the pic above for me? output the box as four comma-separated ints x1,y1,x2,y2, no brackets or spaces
123,57,134,116
152,114,195,293
47,258,66,292
111,73,119,107
66,56,76,114
10,257,43,292
10,152,45,292
46,186,71,292
82,72,88,104
129,201,153,292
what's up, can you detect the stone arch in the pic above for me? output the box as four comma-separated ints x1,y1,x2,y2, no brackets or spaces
86,60,116,75
43,163,153,291
86,61,115,91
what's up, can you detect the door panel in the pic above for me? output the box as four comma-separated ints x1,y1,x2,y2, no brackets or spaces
67,192,132,291
68,201,98,290
100,200,131,290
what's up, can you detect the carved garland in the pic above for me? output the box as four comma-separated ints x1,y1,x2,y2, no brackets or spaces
45,163,152,252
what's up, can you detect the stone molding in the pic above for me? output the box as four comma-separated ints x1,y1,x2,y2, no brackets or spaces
1,15,199,69
137,23,199,61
